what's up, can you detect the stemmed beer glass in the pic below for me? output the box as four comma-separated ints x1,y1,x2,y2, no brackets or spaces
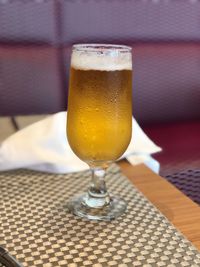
67,44,132,221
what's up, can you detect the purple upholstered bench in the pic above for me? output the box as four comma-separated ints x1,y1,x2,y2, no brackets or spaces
165,169,200,205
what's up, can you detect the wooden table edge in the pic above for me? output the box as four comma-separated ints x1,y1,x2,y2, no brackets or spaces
118,160,200,251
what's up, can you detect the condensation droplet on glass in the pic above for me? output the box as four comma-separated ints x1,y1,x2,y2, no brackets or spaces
86,106,92,112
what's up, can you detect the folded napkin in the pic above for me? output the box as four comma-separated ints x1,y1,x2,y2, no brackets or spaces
0,112,161,173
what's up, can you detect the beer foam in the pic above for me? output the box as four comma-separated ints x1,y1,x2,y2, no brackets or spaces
71,51,132,71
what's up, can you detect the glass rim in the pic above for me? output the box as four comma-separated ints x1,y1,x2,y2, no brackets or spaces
72,43,132,53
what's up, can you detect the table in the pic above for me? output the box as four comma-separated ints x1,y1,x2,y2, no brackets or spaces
1,163,200,267
119,160,200,250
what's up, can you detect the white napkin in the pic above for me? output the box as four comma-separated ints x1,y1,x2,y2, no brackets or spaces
0,112,161,173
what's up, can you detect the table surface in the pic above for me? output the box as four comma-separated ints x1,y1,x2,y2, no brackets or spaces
1,163,200,267
119,161,200,251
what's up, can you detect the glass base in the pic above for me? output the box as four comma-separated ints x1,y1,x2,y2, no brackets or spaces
67,193,127,221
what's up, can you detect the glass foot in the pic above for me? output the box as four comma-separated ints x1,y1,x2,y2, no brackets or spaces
67,193,127,221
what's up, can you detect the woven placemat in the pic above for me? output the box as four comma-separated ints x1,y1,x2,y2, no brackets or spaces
0,165,200,267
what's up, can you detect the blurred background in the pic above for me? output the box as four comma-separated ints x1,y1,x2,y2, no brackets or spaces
0,0,200,178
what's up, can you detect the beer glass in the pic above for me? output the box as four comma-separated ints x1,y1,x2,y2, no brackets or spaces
67,44,132,221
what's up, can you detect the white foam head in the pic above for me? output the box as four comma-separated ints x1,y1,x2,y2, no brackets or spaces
71,45,132,71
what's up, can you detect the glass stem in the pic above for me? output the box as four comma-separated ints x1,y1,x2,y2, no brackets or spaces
85,167,110,208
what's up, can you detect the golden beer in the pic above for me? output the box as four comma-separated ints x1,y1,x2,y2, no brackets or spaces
67,54,132,165
67,44,133,221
